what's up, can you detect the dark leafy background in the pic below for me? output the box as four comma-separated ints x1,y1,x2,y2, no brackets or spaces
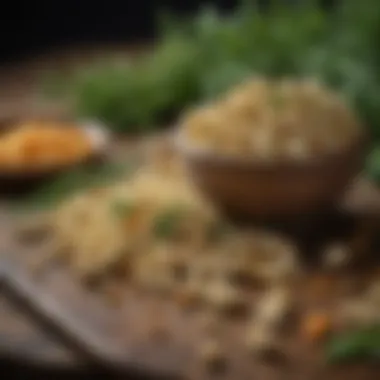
0,0,241,62
4,0,380,205
46,1,380,137
11,0,375,208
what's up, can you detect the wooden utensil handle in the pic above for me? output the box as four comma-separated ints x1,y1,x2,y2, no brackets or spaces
0,267,109,369
0,261,178,379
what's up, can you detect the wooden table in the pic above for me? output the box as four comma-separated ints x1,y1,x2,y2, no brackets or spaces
0,179,379,380
0,51,379,377
0,45,159,379
0,294,77,367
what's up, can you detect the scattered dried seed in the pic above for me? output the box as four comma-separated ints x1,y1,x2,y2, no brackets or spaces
145,317,168,340
339,300,380,326
256,287,292,328
301,311,331,343
103,282,125,308
308,275,335,300
170,261,189,282
14,217,51,244
226,261,259,287
366,281,380,305
245,323,278,356
348,218,375,260
174,287,201,310
84,272,107,290
197,312,220,336
150,324,168,340
109,256,131,280
200,339,226,371
203,282,246,314
136,271,177,294
323,243,351,269
27,240,68,277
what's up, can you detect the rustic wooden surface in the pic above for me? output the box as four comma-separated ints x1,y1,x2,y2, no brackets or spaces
0,294,78,367
0,175,373,371
0,47,380,379
0,175,379,380
0,43,148,374
0,134,167,375
0,48,108,373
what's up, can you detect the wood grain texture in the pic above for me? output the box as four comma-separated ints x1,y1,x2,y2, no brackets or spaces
0,44,379,380
0,295,78,367
0,178,380,379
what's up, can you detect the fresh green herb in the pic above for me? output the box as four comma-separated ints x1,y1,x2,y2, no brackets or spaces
207,221,234,242
365,146,380,182
153,206,187,239
270,87,287,110
43,0,380,179
110,199,137,219
326,325,380,364
13,162,134,211
44,2,379,128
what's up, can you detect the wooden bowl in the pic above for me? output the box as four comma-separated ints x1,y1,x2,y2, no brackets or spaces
0,119,111,195
174,132,369,220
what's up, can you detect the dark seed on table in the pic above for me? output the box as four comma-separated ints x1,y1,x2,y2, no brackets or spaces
200,339,227,373
171,262,189,282
147,322,169,341
250,343,288,367
198,313,219,332
84,271,112,291
109,257,131,280
228,270,258,288
103,282,125,308
15,224,51,244
174,288,201,310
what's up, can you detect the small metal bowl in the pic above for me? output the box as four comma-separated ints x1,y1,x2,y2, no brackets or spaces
174,131,368,220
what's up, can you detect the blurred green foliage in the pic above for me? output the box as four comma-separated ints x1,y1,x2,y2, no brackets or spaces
44,0,380,177
326,325,380,363
13,162,135,211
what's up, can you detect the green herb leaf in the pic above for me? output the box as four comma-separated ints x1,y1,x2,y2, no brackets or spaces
365,146,380,182
110,199,136,219
326,325,380,364
13,162,135,211
207,221,234,242
153,206,187,239
41,0,380,157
